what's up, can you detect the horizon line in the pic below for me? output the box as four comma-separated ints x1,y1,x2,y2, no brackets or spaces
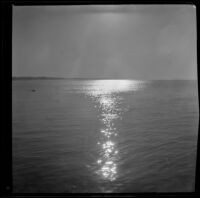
12,76,197,80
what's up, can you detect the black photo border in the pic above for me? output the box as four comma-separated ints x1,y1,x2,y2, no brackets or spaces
1,0,199,197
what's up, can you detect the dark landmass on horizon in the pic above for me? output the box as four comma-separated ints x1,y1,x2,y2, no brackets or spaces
12,77,197,81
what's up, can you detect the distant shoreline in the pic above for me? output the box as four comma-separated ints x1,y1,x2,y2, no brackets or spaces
12,77,197,81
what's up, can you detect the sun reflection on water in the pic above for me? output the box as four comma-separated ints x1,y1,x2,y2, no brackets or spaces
86,80,143,96
85,80,145,182
96,93,120,181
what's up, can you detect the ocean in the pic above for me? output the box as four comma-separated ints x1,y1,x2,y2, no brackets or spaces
12,79,199,193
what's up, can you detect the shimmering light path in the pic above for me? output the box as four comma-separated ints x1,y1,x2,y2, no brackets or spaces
96,93,120,181
85,80,145,182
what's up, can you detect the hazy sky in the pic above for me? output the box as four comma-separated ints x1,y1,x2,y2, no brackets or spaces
13,5,197,79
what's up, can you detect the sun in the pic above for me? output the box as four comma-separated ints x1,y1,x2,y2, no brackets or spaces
98,12,125,28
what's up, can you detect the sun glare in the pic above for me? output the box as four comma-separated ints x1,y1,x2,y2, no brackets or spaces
88,80,142,95
84,80,146,182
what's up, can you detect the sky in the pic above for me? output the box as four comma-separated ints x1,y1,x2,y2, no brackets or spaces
13,5,197,79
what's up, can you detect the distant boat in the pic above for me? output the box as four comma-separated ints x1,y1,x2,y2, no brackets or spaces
31,89,36,92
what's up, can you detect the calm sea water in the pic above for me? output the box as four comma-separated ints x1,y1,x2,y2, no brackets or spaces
12,79,198,193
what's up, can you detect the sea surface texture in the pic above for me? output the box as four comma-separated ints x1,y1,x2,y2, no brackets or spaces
12,79,198,193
